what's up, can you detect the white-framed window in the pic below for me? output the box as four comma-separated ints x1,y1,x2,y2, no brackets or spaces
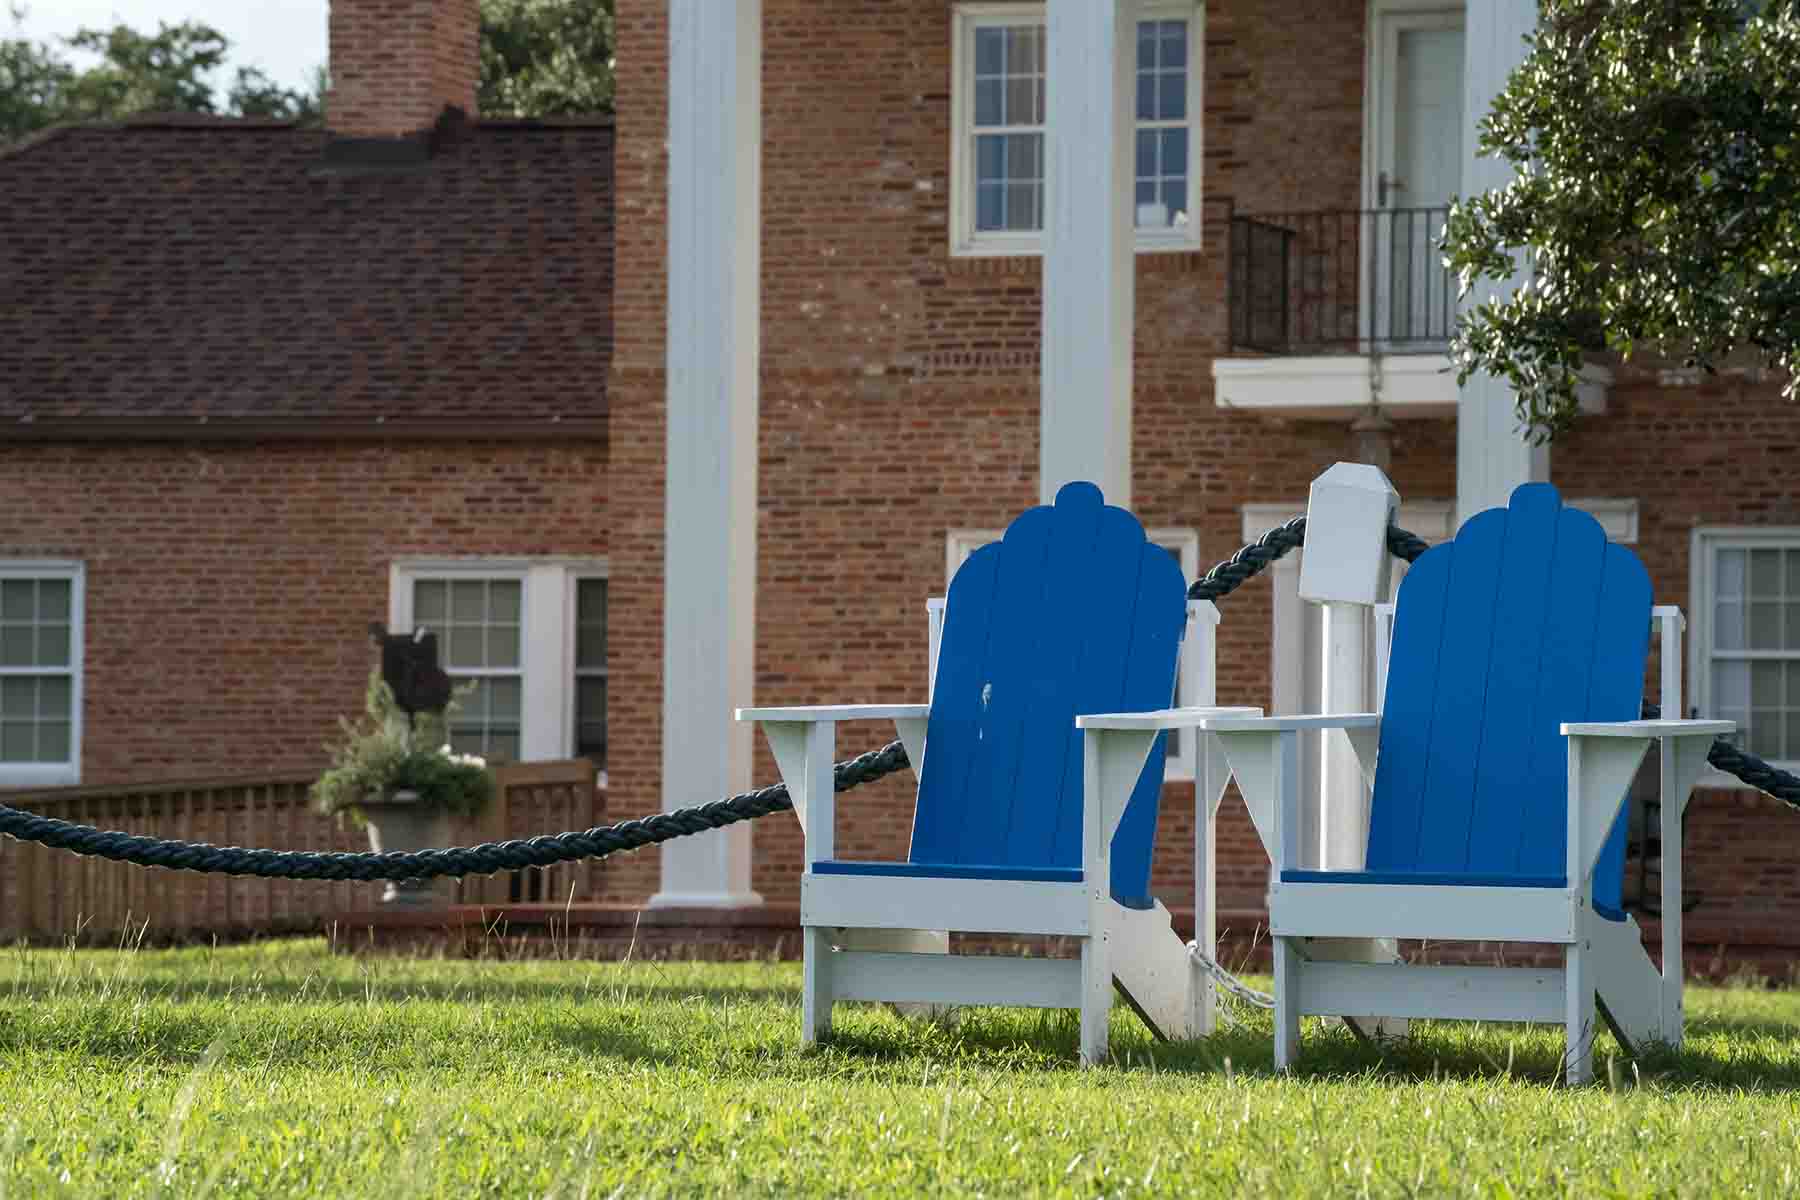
943,528,1203,779
390,559,608,768
1692,529,1800,777
0,561,83,787
950,1,1205,257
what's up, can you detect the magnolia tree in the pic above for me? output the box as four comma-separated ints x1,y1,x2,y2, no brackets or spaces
1444,0,1800,441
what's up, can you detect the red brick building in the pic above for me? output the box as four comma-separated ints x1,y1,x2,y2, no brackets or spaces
5,0,1799,964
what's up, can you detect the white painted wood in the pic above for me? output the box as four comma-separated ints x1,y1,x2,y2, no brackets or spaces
1271,881,1578,943
738,704,930,723
1297,962,1565,1023
1587,912,1662,1049
1085,727,1160,843
1203,713,1382,733
893,718,927,780
1561,720,1733,738
1662,729,1720,1045
1079,934,1111,1067
1212,354,1458,419
0,560,83,787
1040,0,1134,506
800,873,1091,936
927,598,946,703
802,926,833,1044
1190,604,1227,1037
1567,733,1652,883
1374,602,1396,712
1076,705,1260,732
759,720,819,840
1654,606,1683,719
1564,936,1595,1085
831,951,1083,1009
1206,728,1290,858
1273,937,1302,1071
1108,899,1195,1041
657,0,763,909
1299,464,1399,606
1456,0,1546,525
1321,603,1374,870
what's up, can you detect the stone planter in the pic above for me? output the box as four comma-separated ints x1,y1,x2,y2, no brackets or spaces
360,789,454,907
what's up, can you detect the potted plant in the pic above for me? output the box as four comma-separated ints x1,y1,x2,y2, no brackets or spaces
312,671,496,907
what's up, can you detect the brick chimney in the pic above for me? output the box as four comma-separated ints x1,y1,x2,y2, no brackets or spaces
327,0,479,140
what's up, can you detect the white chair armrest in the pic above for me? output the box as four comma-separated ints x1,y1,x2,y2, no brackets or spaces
1076,705,1261,732
1560,719,1733,738
736,704,930,723
1198,713,1381,733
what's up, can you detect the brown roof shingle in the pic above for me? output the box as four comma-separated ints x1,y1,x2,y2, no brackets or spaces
0,115,614,435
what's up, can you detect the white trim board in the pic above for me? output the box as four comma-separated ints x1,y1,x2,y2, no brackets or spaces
1213,357,1612,421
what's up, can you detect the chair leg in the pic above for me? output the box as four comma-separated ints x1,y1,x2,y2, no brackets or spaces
1564,937,1595,1085
802,926,833,1046
1079,932,1111,1067
1273,936,1302,1072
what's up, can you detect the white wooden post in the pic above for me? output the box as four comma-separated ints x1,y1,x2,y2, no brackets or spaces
1456,0,1546,524
1040,0,1135,507
1190,599,1223,1036
653,0,764,908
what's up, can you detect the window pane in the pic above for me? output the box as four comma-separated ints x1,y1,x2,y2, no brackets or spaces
1138,23,1157,72
489,581,521,622
488,677,522,720
576,677,607,764
490,732,521,763
1159,72,1187,121
1716,659,1750,712
1162,128,1188,178
37,721,69,762
450,580,486,622
0,723,31,762
1007,132,1040,181
1136,73,1156,122
1751,711,1783,758
1751,601,1782,649
414,580,447,623
576,580,607,670
1716,600,1744,650
1136,128,1158,178
486,624,520,669
0,625,30,667
1161,179,1186,219
1717,548,1746,596
36,623,69,668
1160,20,1187,69
0,581,32,621
0,677,33,718
977,134,1005,182
39,675,70,718
1751,548,1782,597
1753,660,1782,707
38,580,70,620
1006,181,1038,231
1005,76,1037,126
977,182,1005,231
975,26,1004,76
449,626,484,667
975,78,1002,127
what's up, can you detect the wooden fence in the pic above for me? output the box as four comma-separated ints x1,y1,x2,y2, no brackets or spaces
0,761,605,944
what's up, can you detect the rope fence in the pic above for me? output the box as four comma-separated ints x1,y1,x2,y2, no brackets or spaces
2,516,1797,882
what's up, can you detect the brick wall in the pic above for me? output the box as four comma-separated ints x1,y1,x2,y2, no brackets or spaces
0,439,607,783
609,0,1800,950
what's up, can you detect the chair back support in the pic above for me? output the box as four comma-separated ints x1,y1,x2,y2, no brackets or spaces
1368,483,1650,910
910,482,1188,906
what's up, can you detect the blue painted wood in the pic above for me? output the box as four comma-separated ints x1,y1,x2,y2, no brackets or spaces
1365,484,1651,912
814,861,1083,885
1282,869,1565,889
908,482,1185,906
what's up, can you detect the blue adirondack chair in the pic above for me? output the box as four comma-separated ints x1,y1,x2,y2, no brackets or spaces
739,481,1257,1064
1203,483,1730,1082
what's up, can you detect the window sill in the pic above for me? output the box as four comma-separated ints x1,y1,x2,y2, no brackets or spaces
0,764,80,790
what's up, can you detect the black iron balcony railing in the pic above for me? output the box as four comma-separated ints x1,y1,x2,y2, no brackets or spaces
1228,206,1456,356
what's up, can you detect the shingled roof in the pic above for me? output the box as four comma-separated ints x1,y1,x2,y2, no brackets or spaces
0,113,613,437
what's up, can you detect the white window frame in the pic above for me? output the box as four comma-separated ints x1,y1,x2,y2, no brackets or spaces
949,0,1205,258
944,528,1203,780
389,558,607,765
1690,527,1800,787
567,571,609,768
0,560,83,788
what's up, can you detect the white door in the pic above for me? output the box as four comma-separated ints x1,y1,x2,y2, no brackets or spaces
1368,9,1464,348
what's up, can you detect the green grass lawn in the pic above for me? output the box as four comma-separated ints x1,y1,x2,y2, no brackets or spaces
2,940,1799,1197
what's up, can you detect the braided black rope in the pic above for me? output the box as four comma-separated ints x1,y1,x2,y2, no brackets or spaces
0,741,909,882
7,514,1800,880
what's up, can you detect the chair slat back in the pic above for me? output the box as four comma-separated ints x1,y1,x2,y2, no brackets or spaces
1368,484,1649,906
910,482,1188,906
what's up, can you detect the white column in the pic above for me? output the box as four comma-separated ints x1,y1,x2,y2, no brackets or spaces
1455,0,1545,524
653,0,763,909
1040,0,1135,507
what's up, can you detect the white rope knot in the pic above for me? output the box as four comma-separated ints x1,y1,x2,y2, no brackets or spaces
1186,940,1275,1010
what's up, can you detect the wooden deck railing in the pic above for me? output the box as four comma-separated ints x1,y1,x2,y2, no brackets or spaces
0,762,606,944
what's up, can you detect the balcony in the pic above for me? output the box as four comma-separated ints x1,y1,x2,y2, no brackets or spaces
1228,206,1456,357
